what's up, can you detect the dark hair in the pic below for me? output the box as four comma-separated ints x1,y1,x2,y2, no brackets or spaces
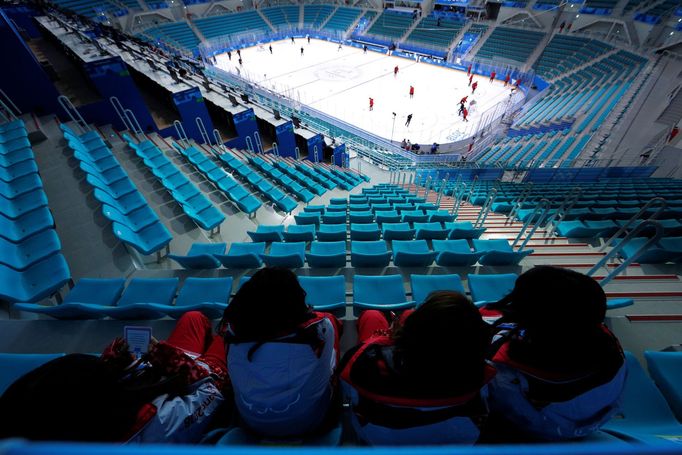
393,291,491,393
222,267,312,341
490,266,611,369
491,266,606,336
0,354,152,441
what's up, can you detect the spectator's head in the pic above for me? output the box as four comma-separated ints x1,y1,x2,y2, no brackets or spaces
0,354,160,441
394,291,491,392
222,267,311,340
491,266,607,339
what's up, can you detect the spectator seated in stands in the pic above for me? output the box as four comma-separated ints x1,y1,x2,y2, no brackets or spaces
485,266,626,442
220,267,342,439
340,291,494,445
0,311,228,443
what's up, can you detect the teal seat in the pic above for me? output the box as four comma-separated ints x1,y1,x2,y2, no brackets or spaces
350,240,392,267
392,240,436,267
260,242,306,268
645,351,682,422
13,278,126,319
215,242,265,268
168,243,225,270
298,275,346,318
350,223,381,241
473,239,533,266
164,277,232,319
445,221,486,239
414,222,448,240
353,274,415,316
306,241,347,268
103,278,180,320
283,224,316,242
410,274,465,306
467,273,517,307
0,253,70,303
382,222,415,241
317,224,347,242
432,239,483,267
603,352,682,445
247,225,285,243
294,212,321,226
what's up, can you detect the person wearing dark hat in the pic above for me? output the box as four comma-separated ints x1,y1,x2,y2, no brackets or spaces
484,266,626,441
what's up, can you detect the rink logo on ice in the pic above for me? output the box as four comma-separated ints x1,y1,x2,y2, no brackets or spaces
315,66,361,81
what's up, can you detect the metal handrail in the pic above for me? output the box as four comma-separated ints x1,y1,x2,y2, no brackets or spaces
123,109,143,140
109,97,130,131
173,120,189,147
599,197,667,252
272,142,280,157
507,181,534,224
474,187,498,229
195,117,210,145
212,129,226,153
423,176,433,200
245,136,254,153
0,88,20,121
254,131,264,154
450,182,467,216
588,220,664,287
512,198,551,251
57,95,89,134
544,186,582,238
295,146,301,160
436,178,446,207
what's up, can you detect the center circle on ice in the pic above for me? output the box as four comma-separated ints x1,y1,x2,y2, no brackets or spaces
315,66,360,81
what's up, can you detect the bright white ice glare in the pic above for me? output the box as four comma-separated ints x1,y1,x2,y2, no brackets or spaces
456,57,462,64
214,39,520,145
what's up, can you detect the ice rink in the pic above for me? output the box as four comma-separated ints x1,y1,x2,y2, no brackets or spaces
213,39,523,145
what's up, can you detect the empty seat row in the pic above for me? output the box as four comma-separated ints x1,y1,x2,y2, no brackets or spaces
0,119,70,302
245,155,315,206
123,134,224,231
62,125,172,256
172,143,262,215
168,237,531,269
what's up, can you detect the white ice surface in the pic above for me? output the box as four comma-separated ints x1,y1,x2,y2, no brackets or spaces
213,39,523,145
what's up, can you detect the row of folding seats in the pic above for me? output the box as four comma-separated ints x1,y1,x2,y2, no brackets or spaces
295,208,457,226
62,125,173,256
123,135,224,231
556,219,682,239
293,160,349,190
272,158,330,196
325,163,368,186
248,221,485,243
246,155,315,206
620,237,682,264
168,237,531,269
0,119,70,303
219,150,297,213
172,143,262,216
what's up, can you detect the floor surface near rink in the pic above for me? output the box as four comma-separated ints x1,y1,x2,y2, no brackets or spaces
213,39,522,145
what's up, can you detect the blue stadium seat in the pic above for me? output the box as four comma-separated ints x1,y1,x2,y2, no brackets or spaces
306,241,347,268
164,277,232,319
350,240,392,267
410,274,465,305
473,239,534,266
283,224,316,242
375,210,402,224
349,210,374,224
445,221,487,239
350,223,381,241
467,273,517,307
0,229,61,271
14,278,126,319
0,353,66,395
393,240,436,267
432,239,483,267
0,190,48,219
322,212,346,224
168,243,225,269
382,222,415,240
0,253,70,303
0,207,53,243
645,351,682,422
260,242,306,268
215,242,265,268
401,210,429,224
603,352,682,445
101,278,179,320
317,224,347,242
298,275,346,317
112,222,173,256
101,204,158,233
426,209,457,223
414,222,449,240
0,173,42,199
294,212,321,226
247,225,285,243
353,274,415,315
